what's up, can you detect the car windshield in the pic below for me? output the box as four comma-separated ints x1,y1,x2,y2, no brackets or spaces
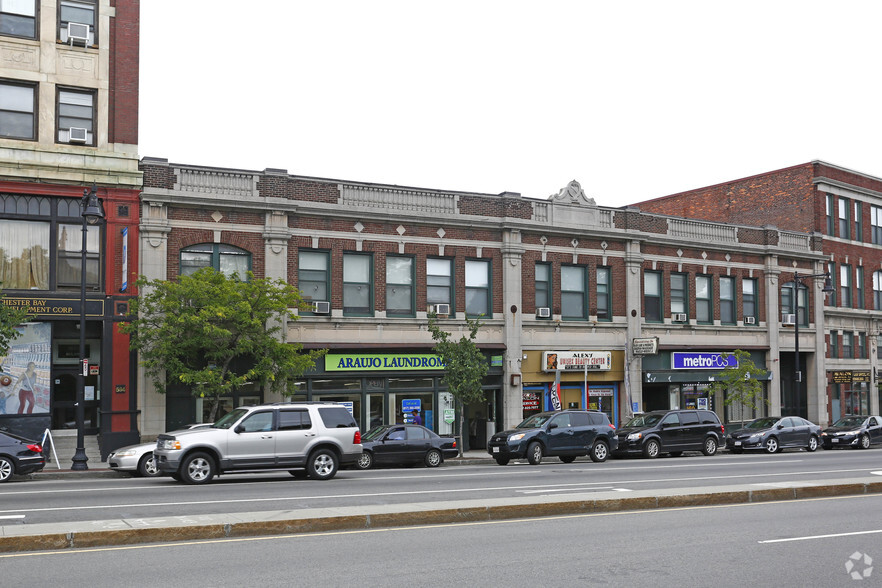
831,416,865,428
623,414,662,428
516,414,553,428
212,408,249,429
362,426,391,441
745,417,779,429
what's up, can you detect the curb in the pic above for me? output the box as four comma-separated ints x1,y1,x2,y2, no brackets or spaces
2,478,881,553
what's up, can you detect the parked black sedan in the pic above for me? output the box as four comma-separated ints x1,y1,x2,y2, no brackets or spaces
355,424,457,469
821,415,882,450
726,416,821,454
0,431,45,482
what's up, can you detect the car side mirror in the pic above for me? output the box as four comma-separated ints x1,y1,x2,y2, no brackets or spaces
234,424,244,434
776,424,784,429
548,423,558,430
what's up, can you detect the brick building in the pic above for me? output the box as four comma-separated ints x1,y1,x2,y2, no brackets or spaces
0,1,142,460
632,161,882,422
138,160,830,444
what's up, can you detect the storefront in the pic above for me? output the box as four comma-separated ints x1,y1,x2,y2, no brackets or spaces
520,349,625,427
641,350,771,423
830,370,872,419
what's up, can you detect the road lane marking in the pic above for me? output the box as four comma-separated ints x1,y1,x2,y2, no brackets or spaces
519,486,617,494
758,529,882,543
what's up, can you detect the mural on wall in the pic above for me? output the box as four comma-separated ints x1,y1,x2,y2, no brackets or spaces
0,323,51,415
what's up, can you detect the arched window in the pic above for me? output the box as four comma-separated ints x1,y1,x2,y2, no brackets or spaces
180,244,250,278
874,271,882,310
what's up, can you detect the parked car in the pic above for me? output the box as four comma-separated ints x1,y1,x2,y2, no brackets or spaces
0,431,45,482
821,415,882,450
154,402,362,484
487,409,618,465
355,424,457,469
108,424,212,477
613,409,724,458
726,416,821,453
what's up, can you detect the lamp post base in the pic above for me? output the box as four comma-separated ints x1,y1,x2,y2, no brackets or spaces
71,448,89,471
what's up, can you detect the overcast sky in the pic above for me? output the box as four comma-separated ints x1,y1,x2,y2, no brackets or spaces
138,1,882,208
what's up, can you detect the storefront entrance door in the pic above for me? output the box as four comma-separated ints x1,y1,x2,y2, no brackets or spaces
51,370,99,433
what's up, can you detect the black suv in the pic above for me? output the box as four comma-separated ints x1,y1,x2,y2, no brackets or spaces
614,409,723,458
487,410,618,465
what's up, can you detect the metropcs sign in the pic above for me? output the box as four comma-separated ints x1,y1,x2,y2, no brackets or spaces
672,352,738,370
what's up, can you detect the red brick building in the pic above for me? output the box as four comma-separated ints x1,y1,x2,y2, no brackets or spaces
632,161,882,421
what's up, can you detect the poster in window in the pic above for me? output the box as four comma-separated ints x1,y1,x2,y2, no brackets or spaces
0,322,51,415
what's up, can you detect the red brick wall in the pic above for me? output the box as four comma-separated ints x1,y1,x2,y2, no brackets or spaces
108,0,139,145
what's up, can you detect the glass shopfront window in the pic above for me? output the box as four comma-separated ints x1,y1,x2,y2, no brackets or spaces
0,219,49,290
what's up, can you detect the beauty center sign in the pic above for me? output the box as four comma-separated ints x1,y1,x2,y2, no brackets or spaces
543,351,612,372
326,353,445,372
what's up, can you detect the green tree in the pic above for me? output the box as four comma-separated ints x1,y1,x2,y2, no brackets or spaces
427,314,488,457
706,349,769,425
0,284,28,358
119,268,325,422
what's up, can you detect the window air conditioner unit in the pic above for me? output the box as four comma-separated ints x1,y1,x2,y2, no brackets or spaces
672,313,687,322
67,22,90,46
782,313,796,325
744,316,756,325
433,303,450,315
68,127,88,143
313,301,330,314
537,307,551,318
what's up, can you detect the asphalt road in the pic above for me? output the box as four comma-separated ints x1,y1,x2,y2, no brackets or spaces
2,491,879,587
2,448,881,526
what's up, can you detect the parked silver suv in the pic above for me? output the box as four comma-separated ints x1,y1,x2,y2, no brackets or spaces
155,402,362,484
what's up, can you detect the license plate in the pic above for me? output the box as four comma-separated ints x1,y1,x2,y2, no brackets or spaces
735,441,742,446
492,447,499,453
832,438,839,443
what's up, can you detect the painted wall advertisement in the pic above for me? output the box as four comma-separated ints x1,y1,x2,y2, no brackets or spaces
0,323,51,415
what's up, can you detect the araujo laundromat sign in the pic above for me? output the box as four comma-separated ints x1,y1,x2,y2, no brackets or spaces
326,353,445,372
672,352,738,369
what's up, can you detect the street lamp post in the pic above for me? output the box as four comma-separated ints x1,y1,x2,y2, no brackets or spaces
792,271,834,419
72,185,104,471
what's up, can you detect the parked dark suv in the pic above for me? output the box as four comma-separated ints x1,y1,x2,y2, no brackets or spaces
487,409,618,465
613,409,723,458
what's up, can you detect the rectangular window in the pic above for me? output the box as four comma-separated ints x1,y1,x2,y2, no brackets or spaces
465,259,490,317
59,0,95,45
743,278,757,321
855,201,862,242
670,273,687,318
842,332,853,359
0,219,49,289
561,265,587,319
696,275,712,323
840,264,852,308
872,206,882,245
797,282,808,326
534,262,551,315
0,0,35,38
857,266,865,309
426,257,453,314
343,253,372,316
826,193,835,235
827,262,837,307
720,276,735,324
875,271,882,310
858,332,867,359
57,88,95,145
298,250,329,307
386,256,414,316
56,223,101,289
829,331,838,358
644,271,662,322
596,266,610,321
0,80,36,140
839,197,850,239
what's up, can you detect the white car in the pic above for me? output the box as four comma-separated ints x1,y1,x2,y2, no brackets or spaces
108,424,211,477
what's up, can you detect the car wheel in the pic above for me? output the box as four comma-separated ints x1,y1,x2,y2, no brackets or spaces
765,437,779,454
425,449,442,467
642,439,660,458
0,456,13,482
590,440,609,463
138,453,161,477
307,449,338,480
179,452,215,485
702,437,718,456
806,435,818,452
494,457,510,466
860,434,871,449
355,452,373,470
527,442,543,465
